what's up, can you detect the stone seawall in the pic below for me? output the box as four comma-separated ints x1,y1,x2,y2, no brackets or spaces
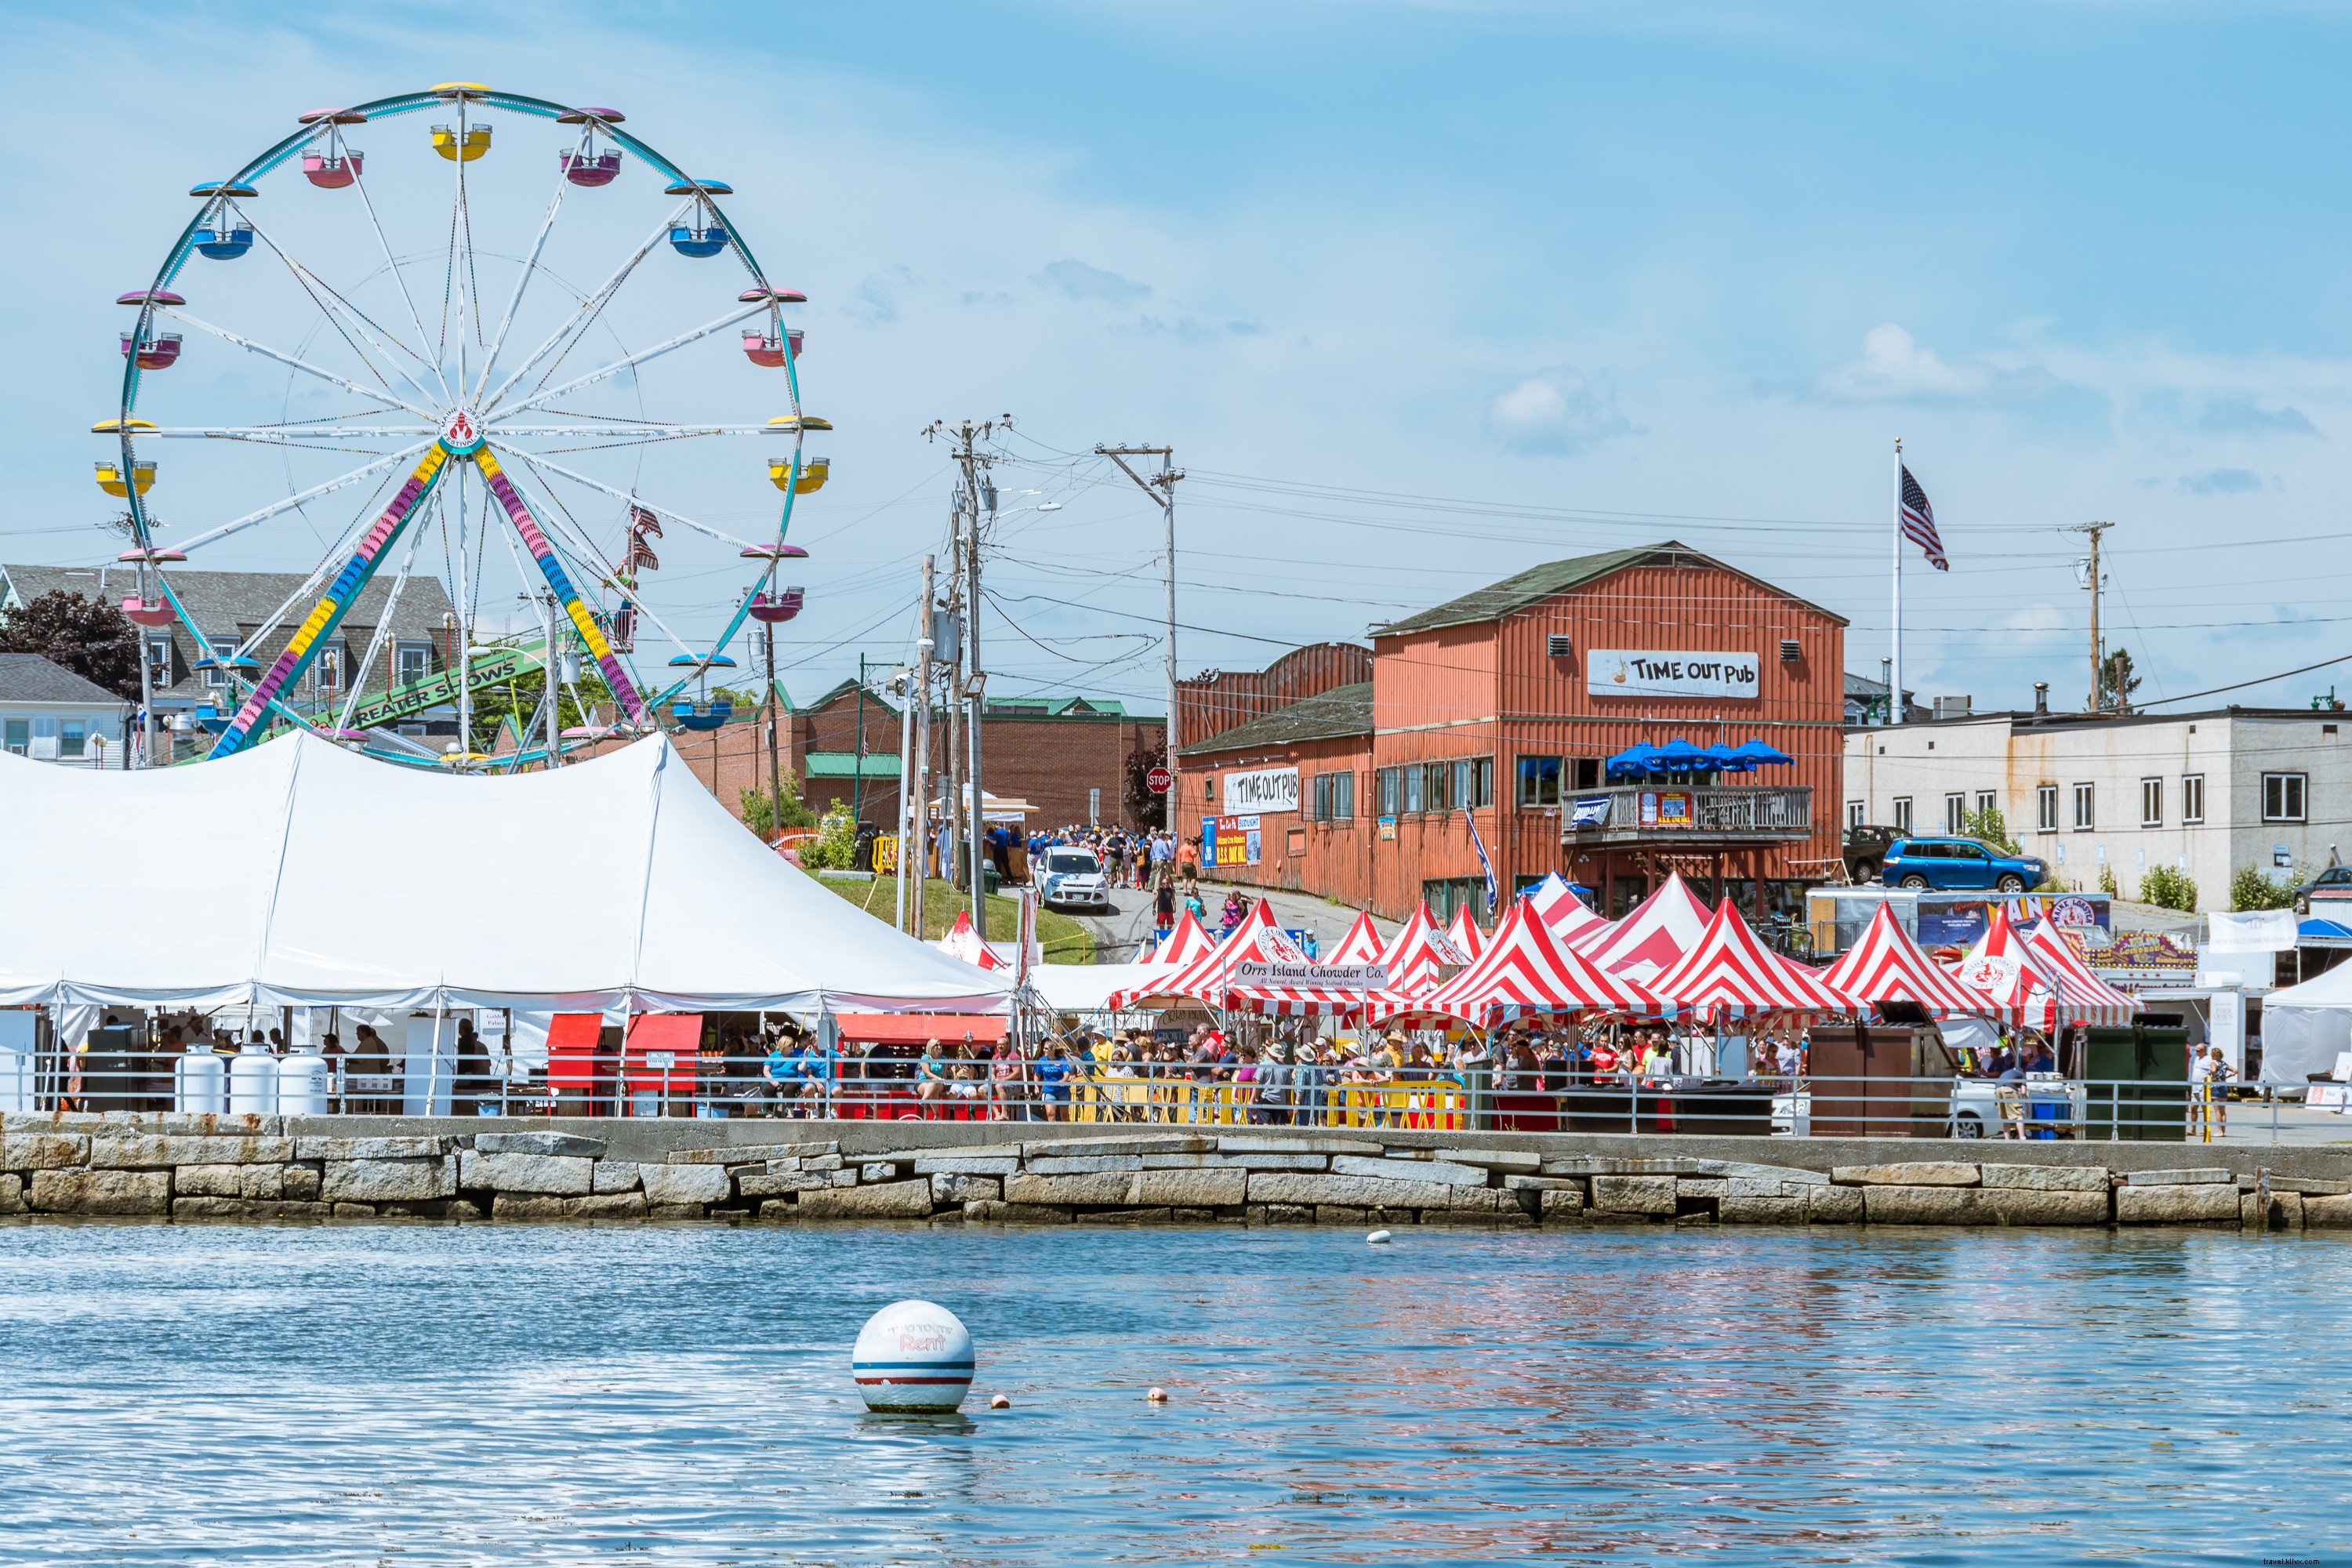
2,1112,2347,1229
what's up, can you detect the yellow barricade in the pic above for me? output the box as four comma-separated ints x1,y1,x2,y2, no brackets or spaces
1329,1078,1471,1131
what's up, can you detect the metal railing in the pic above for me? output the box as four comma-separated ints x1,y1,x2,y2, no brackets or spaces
1569,785,1813,840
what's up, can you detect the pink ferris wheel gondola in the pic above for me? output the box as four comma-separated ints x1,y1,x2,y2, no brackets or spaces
555,107,625,185
747,589,804,624
296,108,369,187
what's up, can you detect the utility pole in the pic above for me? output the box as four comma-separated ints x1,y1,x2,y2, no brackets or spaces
968,474,990,933
765,619,783,840
913,554,936,939
944,524,965,899
926,417,1012,930
1097,444,1182,763
2071,521,2113,712
893,657,914,932
852,653,868,828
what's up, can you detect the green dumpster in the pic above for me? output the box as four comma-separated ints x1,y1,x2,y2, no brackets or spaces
2084,1016,2189,1141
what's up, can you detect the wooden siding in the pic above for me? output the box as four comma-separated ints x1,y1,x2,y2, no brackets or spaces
1177,642,1370,752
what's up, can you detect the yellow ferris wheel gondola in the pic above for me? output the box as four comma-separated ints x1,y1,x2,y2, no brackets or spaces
768,456,829,495
96,460,155,497
430,124,492,162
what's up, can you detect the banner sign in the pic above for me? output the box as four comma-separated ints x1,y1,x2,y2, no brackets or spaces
347,644,542,730
1587,649,1759,702
1639,791,1693,828
1221,766,1300,814
1570,795,1612,828
1203,815,1261,867
1232,960,1388,990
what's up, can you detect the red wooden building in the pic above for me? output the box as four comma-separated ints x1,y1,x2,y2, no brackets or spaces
1173,543,1846,927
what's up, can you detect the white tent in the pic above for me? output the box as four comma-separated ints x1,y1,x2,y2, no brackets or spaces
2254,962,2352,1087
0,730,1007,1018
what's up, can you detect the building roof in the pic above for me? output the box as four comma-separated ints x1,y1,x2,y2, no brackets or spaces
1849,704,2344,735
0,563,453,639
1369,541,1847,638
803,750,902,779
1181,682,1373,757
984,694,1146,720
0,653,129,706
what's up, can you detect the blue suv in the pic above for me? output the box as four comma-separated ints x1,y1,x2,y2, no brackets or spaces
1880,837,2048,893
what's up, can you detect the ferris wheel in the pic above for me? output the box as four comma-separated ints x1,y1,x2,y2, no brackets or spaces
101,82,825,764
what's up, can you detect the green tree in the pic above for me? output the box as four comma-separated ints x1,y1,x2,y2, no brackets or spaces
466,668,605,752
2097,860,2119,897
2232,865,2296,911
0,590,140,701
798,800,859,869
1961,804,2020,856
739,773,818,837
2098,648,2142,713
1124,736,1168,829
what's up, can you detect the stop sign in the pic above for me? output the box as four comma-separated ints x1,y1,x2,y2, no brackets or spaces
1145,765,1173,794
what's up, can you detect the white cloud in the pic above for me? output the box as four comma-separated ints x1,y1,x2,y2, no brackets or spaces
1035,259,1152,306
1486,367,1634,456
1815,324,2067,405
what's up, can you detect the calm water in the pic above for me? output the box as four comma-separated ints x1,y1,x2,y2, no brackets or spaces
0,1221,2345,1566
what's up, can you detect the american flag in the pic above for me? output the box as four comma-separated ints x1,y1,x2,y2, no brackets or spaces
1899,466,1948,572
624,503,662,574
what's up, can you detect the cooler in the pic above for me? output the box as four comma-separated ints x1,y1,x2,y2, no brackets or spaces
624,1014,703,1116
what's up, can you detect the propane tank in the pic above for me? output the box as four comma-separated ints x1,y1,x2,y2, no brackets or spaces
174,1047,227,1114
275,1043,329,1116
227,1038,279,1115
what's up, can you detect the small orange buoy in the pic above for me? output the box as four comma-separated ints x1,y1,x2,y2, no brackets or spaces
1146,1387,1168,1403
989,1394,1011,1410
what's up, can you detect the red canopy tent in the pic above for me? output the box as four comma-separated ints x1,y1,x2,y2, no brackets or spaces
1445,906,1487,963
1358,900,1474,1024
1106,898,1381,1016
1418,899,1668,1028
1822,902,2020,1024
1573,872,1713,979
1646,898,1862,1025
1327,909,1388,964
1529,873,1607,946
1951,904,2139,1029
1144,907,1218,966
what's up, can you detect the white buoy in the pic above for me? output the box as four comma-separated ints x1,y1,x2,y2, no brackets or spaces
852,1300,974,1413
1367,1229,1393,1245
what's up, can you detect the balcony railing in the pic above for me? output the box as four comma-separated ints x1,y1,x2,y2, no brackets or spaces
1558,784,1813,842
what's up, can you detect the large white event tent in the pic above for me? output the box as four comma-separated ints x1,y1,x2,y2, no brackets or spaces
0,731,1007,1022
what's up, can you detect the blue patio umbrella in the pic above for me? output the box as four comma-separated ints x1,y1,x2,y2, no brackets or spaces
1652,737,1715,770
1702,742,1754,772
1726,739,1795,767
1605,743,1664,778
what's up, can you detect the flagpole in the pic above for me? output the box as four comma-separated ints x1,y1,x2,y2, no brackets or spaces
1890,437,1904,728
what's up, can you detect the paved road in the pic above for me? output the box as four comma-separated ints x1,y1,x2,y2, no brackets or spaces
1075,880,1403,964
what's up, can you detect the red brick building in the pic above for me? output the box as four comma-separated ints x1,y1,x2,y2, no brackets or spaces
1173,543,1846,927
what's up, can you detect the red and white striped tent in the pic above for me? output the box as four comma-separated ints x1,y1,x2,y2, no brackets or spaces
1573,872,1713,980
1951,904,2139,1029
1446,905,1487,963
1646,898,1864,1025
1143,907,1218,966
1106,898,1381,1016
1822,902,2020,1024
1527,872,1607,946
1327,909,1388,964
938,909,1009,971
1419,899,1668,1028
1357,901,1473,1023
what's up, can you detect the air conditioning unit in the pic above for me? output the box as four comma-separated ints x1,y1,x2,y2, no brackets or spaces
1546,633,1573,659
1933,695,1973,720
1779,639,1802,663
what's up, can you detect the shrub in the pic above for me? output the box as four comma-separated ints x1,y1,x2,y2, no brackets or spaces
2097,861,2118,898
739,776,817,837
1961,805,2020,857
2139,864,2198,913
2232,865,2296,912
799,801,859,870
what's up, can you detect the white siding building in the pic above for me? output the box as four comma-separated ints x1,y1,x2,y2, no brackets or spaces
0,654,130,768
1844,707,2350,912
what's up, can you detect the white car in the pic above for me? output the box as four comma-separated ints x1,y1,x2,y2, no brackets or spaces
1036,848,1111,911
1947,1073,2084,1139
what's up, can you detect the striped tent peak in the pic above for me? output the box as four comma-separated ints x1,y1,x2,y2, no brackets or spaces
1108,903,1307,1009
1420,898,1668,1026
1445,905,1487,963
938,909,1008,971
1327,909,1388,964
1993,915,2140,1028
1527,872,1607,943
1573,872,1713,981
1378,901,1472,994
1145,907,1218,966
1646,898,1861,1023
1821,902,2012,1022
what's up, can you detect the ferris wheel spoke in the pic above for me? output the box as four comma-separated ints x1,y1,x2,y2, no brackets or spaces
171,441,434,555
146,425,433,441
476,201,693,414
468,448,645,724
163,310,441,423
469,156,575,408
490,301,772,421
489,423,770,438
481,448,704,672
486,441,763,550
346,151,455,406
230,201,446,412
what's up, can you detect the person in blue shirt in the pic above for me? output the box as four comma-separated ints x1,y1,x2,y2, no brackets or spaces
1302,931,1320,961
1034,1040,1075,1122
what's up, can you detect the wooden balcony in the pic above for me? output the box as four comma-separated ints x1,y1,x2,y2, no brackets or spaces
1555,785,1814,845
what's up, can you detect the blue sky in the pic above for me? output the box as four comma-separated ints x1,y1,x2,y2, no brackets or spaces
6,1,2351,717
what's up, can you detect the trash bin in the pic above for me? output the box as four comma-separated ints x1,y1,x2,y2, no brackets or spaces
983,864,1002,896
1665,1079,1776,1137
2084,1017,2188,1141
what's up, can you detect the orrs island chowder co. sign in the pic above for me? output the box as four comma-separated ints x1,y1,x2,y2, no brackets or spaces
1587,650,1760,702
1221,766,1301,813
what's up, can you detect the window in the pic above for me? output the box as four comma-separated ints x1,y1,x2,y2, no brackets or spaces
2263,772,2307,823
1847,800,1865,832
1893,797,1912,834
1468,756,1494,808
1402,765,1425,815
205,637,237,690
395,642,431,686
2037,783,2058,833
2,720,24,756
1377,767,1400,817
1312,770,1355,822
1573,758,1602,791
2183,774,2205,825
146,637,172,688
60,720,85,760
2140,778,2162,828
1944,793,1966,836
1424,760,1453,813
314,640,345,694
1516,754,1563,808
2073,782,2095,830
1976,790,1997,818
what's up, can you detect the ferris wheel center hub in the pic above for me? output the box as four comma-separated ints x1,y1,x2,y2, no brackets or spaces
438,408,487,454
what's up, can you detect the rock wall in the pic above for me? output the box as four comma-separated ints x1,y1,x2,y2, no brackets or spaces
2,1114,2343,1229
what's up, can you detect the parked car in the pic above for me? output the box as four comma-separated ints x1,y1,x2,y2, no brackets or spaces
1879,837,2048,893
2295,864,2352,916
1947,1074,2082,1138
1843,824,1901,884
1036,848,1111,911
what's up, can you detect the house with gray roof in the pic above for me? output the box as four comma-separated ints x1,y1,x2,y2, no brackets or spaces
0,654,130,767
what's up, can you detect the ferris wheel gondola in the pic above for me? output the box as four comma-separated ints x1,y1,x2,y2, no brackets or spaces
102,84,828,770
